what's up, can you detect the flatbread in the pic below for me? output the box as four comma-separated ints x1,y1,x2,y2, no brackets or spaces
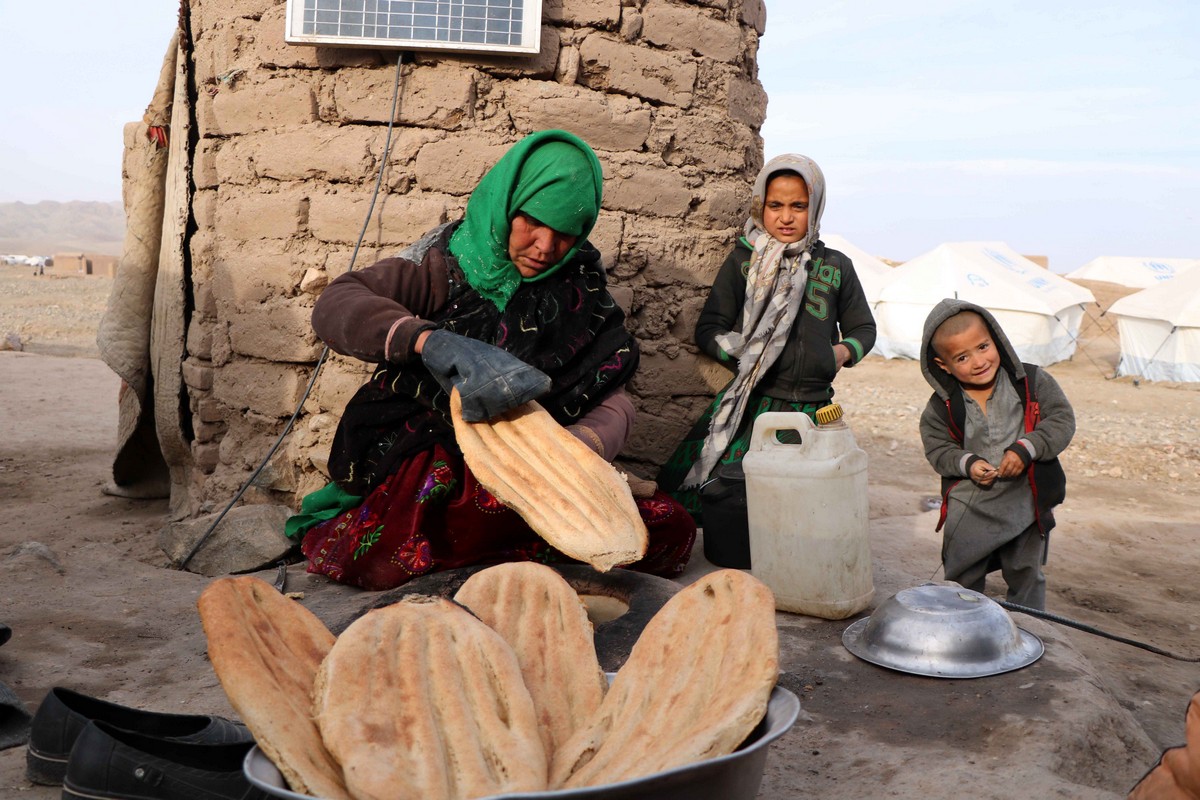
453,562,607,760
313,595,548,800
549,569,779,788
197,576,350,800
450,389,647,571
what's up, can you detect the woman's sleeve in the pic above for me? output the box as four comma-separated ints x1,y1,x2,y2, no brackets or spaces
311,257,443,363
568,388,635,463
694,247,747,365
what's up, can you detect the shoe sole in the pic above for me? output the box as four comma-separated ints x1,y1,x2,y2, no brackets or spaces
25,746,69,786
62,782,126,800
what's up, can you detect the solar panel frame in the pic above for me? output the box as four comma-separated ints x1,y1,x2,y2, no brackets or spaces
285,0,542,55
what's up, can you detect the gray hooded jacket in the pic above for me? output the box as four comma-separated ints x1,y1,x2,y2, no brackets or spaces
918,299,1075,571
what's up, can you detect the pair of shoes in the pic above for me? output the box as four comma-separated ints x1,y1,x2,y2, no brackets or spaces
26,687,252,785
63,720,270,800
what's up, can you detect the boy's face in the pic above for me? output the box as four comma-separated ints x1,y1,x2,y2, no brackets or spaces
933,317,1001,391
762,174,809,243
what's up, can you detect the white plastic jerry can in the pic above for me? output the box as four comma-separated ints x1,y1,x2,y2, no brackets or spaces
742,404,874,619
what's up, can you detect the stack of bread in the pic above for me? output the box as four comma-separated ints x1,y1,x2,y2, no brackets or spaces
199,564,779,800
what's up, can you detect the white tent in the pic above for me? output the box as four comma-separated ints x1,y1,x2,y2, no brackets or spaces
872,242,1096,365
820,233,893,306
1066,256,1198,289
1107,268,1200,382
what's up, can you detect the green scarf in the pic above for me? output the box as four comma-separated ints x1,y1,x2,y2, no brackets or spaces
448,129,603,310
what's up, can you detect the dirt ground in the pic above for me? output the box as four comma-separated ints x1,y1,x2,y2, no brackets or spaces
1,267,1198,798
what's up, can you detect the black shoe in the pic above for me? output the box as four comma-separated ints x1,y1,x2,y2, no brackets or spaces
63,720,269,800
25,687,252,785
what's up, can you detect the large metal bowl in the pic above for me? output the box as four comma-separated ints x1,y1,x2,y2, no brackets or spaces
244,682,800,800
842,583,1043,678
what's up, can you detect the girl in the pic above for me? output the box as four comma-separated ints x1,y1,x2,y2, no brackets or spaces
658,154,877,534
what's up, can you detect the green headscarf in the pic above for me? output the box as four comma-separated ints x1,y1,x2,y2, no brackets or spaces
448,129,603,310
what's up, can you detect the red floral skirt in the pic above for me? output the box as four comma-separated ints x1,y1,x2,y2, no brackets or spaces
301,444,696,591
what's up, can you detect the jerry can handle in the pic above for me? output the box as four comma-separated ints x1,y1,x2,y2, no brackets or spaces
749,411,815,453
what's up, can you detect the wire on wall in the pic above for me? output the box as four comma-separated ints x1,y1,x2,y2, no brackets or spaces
179,50,410,570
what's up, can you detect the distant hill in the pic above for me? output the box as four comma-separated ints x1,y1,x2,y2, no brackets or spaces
0,200,125,257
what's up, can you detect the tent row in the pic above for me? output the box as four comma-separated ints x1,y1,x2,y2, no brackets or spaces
826,236,1199,382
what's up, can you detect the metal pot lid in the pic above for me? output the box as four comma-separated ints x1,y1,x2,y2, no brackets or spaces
842,584,1044,679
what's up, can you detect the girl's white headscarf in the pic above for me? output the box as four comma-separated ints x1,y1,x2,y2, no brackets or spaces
682,154,827,488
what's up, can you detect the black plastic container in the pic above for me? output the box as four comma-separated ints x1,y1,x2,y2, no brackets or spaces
698,461,751,569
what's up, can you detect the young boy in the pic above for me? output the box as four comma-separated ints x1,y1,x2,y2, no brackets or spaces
918,299,1075,610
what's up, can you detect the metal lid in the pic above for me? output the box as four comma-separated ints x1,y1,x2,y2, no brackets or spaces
842,584,1044,679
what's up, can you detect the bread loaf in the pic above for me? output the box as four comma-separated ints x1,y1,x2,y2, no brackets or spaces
197,576,351,800
450,389,647,572
550,569,779,788
454,562,607,761
313,595,548,800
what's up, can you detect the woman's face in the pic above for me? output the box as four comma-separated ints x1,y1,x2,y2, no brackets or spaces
762,173,810,243
508,212,578,278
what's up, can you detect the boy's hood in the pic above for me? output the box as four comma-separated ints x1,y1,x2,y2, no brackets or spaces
920,298,1025,400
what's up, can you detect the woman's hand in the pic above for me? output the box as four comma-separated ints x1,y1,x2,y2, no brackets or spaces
414,329,433,355
420,330,551,421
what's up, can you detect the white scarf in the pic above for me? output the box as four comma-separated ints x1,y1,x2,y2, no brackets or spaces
682,154,826,488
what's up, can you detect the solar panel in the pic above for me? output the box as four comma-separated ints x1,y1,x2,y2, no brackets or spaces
284,0,542,55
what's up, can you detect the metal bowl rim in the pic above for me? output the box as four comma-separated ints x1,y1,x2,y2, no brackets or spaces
243,681,801,799
841,613,1044,678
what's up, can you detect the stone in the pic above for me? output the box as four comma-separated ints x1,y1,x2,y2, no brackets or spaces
603,162,694,216
333,64,478,129
308,190,450,246
158,504,295,577
213,186,307,241
503,81,652,152
414,138,511,195
642,5,745,63
212,359,309,418
299,268,328,294
182,359,215,391
210,78,318,135
578,35,697,107
225,300,323,363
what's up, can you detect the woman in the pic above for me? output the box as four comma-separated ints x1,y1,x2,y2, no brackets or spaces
287,130,695,590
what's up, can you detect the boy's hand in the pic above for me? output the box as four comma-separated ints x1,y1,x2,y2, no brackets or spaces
997,449,1026,479
970,459,999,487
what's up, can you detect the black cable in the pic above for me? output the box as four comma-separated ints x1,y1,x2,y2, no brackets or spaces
179,51,409,570
998,599,1200,663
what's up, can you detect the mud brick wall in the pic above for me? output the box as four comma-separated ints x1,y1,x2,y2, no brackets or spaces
179,0,768,514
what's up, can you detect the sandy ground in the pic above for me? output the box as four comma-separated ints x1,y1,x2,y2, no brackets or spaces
1,267,1198,797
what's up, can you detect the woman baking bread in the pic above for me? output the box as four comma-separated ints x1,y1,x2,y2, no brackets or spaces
286,130,696,590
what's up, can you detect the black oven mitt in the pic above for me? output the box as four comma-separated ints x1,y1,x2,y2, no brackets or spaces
420,329,551,422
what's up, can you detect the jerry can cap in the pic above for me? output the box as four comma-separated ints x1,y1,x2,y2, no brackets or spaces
815,403,844,426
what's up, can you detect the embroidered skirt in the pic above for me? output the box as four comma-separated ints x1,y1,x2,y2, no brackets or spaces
296,444,696,591
656,390,830,525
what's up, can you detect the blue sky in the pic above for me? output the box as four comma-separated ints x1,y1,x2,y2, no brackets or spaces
757,1,1200,270
1,1,1196,271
